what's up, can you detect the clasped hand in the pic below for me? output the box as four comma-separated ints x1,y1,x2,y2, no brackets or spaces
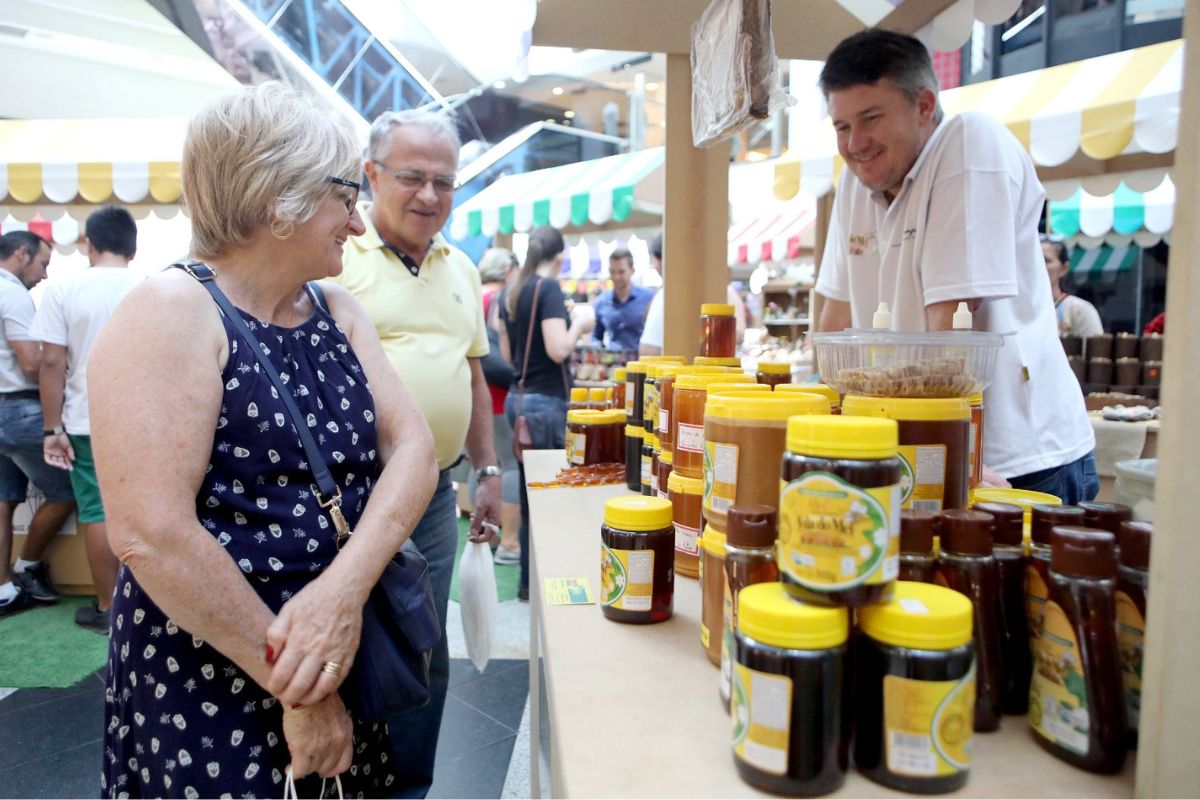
265,573,363,706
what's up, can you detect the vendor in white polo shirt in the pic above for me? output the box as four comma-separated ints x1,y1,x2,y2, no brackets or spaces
814,29,1098,504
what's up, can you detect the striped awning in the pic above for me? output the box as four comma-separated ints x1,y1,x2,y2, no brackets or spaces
774,39,1182,200
1069,244,1139,283
449,147,664,239
727,206,817,265
1049,172,1174,249
0,118,186,207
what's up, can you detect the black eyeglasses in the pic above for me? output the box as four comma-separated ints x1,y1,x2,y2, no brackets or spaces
371,161,457,194
325,176,361,214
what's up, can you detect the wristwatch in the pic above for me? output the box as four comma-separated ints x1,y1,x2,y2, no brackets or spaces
476,465,502,482
44,426,64,437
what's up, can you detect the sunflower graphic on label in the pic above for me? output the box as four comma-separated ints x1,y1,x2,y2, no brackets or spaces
600,544,627,607
778,471,895,589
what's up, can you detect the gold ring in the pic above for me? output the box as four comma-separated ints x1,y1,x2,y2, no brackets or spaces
322,660,342,676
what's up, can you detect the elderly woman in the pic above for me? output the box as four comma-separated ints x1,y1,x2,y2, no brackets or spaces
87,82,437,797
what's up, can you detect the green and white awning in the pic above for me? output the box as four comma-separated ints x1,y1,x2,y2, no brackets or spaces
449,147,664,239
1069,244,1139,283
1048,171,1174,250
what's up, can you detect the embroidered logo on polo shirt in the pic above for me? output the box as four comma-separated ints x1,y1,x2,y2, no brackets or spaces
848,233,874,256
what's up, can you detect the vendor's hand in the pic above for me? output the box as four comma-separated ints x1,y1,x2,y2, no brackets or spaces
571,304,596,335
266,574,364,706
43,432,74,472
980,464,1011,489
282,690,353,779
469,476,501,543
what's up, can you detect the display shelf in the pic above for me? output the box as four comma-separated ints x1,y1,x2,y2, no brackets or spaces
763,316,811,326
525,449,1136,798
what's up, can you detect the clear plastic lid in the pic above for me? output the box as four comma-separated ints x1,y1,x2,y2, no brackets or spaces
814,329,1010,398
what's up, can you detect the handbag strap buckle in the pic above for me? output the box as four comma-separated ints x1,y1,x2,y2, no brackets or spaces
317,486,351,549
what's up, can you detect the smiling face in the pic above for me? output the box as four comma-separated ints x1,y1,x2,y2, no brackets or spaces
365,124,458,258
829,79,938,200
609,256,633,295
291,186,366,280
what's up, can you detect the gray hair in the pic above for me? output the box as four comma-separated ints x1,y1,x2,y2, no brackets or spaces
367,109,462,163
477,247,516,283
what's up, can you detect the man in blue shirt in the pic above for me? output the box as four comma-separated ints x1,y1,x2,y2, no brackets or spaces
591,248,655,351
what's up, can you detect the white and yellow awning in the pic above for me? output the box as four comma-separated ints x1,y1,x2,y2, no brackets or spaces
0,118,187,207
774,39,1183,201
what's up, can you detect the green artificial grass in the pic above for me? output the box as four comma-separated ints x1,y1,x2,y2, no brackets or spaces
0,596,109,688
449,516,519,604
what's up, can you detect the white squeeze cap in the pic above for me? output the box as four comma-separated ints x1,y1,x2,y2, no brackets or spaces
872,302,891,329
952,302,973,330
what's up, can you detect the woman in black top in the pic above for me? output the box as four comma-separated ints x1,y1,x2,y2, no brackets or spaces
499,226,594,598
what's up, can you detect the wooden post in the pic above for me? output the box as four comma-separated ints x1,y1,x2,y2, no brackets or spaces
1134,2,1200,796
663,52,730,360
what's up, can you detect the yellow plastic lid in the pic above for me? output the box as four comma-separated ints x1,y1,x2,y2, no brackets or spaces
738,583,849,650
570,387,588,402
701,524,727,555
859,581,973,650
667,469,702,495
973,487,1061,529
777,383,840,406
599,410,625,424
642,355,688,364
842,395,970,421
659,449,674,465
706,392,830,422
659,364,732,379
968,392,983,406
614,368,627,382
693,356,742,367
676,372,755,391
708,383,772,397
625,424,645,439
786,415,898,459
567,409,605,424
643,363,660,379
625,361,647,375
700,303,735,316
645,433,659,449
756,361,792,375
604,496,673,531
588,388,608,403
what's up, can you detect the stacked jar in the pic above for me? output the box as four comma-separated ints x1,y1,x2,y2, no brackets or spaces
656,364,734,456
600,496,675,624
671,372,755,481
699,304,737,358
777,383,840,413
755,360,792,387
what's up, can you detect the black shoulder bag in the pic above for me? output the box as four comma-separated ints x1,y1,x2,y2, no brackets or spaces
174,261,440,721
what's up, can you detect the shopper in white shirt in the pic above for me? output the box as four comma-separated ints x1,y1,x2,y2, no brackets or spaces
30,206,143,632
1042,236,1103,338
814,29,1097,504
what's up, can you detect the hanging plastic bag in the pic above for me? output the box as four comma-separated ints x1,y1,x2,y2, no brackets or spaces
458,540,498,672
691,0,793,148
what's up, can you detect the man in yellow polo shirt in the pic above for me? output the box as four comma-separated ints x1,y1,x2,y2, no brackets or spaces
335,109,501,797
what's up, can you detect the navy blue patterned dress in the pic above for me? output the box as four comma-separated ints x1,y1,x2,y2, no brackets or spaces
101,294,395,798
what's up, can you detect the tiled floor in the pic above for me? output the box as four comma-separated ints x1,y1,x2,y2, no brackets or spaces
0,591,533,799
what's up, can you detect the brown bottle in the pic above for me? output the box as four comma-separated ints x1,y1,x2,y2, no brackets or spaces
721,505,779,711
899,510,937,583
1027,505,1086,655
1030,527,1127,773
937,509,1002,731
1078,502,1133,537
1116,521,1151,748
975,501,1030,715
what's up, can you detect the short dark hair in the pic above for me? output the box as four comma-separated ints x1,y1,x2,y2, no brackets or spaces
1040,235,1069,265
820,29,941,118
85,205,137,258
609,248,633,269
0,230,49,261
649,231,663,261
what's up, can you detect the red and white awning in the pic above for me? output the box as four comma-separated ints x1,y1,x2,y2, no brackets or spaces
728,207,817,265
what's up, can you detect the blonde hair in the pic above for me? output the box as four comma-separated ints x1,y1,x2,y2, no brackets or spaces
182,82,362,259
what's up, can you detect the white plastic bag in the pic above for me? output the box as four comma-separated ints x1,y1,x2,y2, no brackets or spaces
458,541,498,672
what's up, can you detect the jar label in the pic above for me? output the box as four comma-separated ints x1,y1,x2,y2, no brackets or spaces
674,522,700,557
720,581,734,702
600,544,654,611
732,663,793,776
625,381,635,416
703,441,739,514
1025,564,1049,660
641,454,652,486
570,432,586,465
896,444,946,513
883,665,974,777
677,422,705,453
658,408,669,437
1115,590,1144,730
777,472,899,590
1029,600,1090,755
